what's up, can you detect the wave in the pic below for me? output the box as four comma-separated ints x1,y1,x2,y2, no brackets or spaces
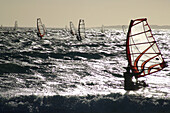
0,93,169,113
0,63,31,74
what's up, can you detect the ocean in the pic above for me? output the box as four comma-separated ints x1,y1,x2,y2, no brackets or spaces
0,27,169,113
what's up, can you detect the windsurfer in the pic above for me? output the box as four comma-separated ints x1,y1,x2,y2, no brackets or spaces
37,32,42,39
124,18,167,90
70,30,74,36
124,66,147,90
76,35,81,41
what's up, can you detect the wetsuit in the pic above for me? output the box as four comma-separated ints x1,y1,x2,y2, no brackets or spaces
76,35,82,41
37,32,42,39
124,67,145,90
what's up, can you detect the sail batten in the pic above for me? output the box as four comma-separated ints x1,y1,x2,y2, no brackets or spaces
129,30,151,37
129,41,156,46
126,18,166,77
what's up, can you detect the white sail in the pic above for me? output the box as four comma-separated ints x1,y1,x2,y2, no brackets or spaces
101,25,105,33
70,21,77,36
126,18,166,77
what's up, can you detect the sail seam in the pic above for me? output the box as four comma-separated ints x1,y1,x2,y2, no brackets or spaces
130,30,151,37
129,41,156,46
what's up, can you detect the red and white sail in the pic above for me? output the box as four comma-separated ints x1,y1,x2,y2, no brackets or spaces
126,18,166,77
37,18,45,38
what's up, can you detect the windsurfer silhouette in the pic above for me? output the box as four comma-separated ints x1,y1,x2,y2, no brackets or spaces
37,32,42,39
124,66,148,90
124,18,167,91
70,31,73,35
76,35,81,41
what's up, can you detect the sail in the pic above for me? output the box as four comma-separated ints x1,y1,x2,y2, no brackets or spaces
101,25,105,33
70,21,77,36
43,24,47,35
37,18,45,38
14,21,18,31
122,25,126,34
77,19,86,40
65,25,69,32
126,18,166,77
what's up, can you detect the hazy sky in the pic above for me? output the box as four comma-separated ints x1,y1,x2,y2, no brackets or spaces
0,0,170,28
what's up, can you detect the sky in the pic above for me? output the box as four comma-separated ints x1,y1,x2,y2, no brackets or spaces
0,0,170,28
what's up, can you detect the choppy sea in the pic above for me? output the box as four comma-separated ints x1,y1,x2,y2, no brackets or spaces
0,27,169,113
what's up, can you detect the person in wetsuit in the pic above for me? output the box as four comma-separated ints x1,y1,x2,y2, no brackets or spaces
76,35,82,41
37,32,42,39
124,66,147,90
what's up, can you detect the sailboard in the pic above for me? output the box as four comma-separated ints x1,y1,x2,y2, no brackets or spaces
37,18,46,38
77,19,86,41
70,21,77,36
126,18,166,78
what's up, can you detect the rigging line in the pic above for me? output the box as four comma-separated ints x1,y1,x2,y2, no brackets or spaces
129,41,156,46
129,53,161,54
130,40,139,66
148,63,162,74
130,21,144,63
129,29,151,37
129,32,136,65
132,19,146,26
143,21,163,61
127,20,136,66
130,59,162,63
132,64,163,68
142,21,155,59
130,22,142,64
141,54,160,73
134,42,155,73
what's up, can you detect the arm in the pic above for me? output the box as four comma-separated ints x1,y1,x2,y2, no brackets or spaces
132,68,144,78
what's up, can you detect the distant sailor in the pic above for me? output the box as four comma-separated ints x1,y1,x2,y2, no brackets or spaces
76,35,81,41
37,18,45,39
37,32,42,39
76,19,85,41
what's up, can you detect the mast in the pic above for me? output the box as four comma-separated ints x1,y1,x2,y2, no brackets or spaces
126,20,133,68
